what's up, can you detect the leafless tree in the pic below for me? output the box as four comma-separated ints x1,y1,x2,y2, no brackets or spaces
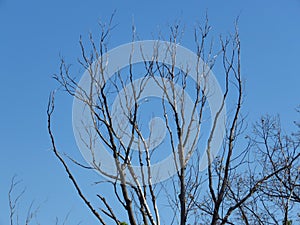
46,15,300,225
249,115,300,225
8,176,41,225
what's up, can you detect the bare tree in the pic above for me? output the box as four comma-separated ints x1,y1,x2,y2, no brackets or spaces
47,15,300,225
8,176,41,225
250,115,300,225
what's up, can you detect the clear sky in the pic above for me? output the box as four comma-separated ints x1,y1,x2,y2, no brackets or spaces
0,0,300,224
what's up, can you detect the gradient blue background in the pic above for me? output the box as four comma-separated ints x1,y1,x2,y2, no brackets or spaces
1,0,299,224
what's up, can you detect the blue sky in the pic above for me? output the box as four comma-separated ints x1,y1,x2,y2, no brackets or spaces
0,0,300,224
